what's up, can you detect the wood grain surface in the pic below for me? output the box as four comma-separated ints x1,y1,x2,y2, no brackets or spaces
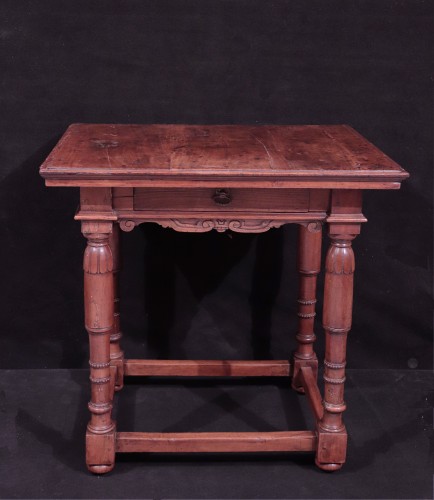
40,124,408,187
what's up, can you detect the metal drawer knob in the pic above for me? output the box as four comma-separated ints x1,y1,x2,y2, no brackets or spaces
212,188,232,205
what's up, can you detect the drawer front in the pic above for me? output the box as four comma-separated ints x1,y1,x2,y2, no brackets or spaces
133,188,309,213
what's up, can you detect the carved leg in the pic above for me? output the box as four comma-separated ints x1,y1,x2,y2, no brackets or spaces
316,231,356,471
109,223,124,391
83,222,116,474
291,222,322,392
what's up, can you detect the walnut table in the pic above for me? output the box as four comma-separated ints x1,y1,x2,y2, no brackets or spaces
39,124,408,473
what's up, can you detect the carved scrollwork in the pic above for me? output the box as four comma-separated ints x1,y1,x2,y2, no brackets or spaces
119,220,136,232
307,221,323,233
297,221,323,233
119,218,286,233
165,219,287,233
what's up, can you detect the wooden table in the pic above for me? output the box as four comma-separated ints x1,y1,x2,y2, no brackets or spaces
40,124,408,473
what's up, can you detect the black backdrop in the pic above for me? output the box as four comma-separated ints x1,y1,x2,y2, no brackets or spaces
0,0,432,370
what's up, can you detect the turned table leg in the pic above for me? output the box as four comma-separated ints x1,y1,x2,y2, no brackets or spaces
109,223,124,391
292,222,322,392
82,222,116,474
315,230,357,471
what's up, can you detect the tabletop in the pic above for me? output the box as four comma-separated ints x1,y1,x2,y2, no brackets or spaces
39,124,408,189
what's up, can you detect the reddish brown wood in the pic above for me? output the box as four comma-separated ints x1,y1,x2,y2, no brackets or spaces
115,212,328,234
115,431,317,453
86,430,116,474
109,223,124,391
133,187,309,212
316,215,360,471
291,222,322,392
39,123,409,474
40,124,408,188
326,189,366,232
299,366,324,422
80,186,112,212
109,365,117,400
309,189,330,211
82,220,116,474
112,187,134,210
124,359,290,377
329,189,363,215
50,178,405,189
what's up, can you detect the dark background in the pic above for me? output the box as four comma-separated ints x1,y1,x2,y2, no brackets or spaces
0,2,433,499
0,0,432,371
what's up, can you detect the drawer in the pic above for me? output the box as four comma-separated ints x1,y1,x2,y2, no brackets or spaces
133,188,309,213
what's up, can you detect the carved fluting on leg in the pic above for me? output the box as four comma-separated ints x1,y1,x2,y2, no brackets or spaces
292,223,322,392
316,234,355,471
83,226,116,474
109,224,124,391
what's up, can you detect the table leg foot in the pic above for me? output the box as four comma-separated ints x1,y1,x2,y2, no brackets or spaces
88,464,115,474
86,429,116,474
314,429,347,471
314,460,343,472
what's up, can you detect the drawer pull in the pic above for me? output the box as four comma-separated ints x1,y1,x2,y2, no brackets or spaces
213,188,232,205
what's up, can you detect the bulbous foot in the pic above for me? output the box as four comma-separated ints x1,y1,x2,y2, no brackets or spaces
86,428,116,474
87,463,115,474
315,459,343,471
